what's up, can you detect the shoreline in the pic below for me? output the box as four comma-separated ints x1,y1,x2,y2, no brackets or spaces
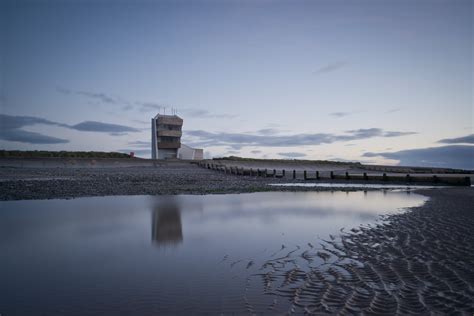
1,162,473,313
0,162,467,201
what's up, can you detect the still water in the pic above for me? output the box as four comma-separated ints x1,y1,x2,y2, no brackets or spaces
0,191,427,315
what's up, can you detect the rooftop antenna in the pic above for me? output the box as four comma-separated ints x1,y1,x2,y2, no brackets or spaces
164,107,166,115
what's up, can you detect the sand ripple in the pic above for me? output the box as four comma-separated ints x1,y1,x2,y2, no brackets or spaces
241,188,474,314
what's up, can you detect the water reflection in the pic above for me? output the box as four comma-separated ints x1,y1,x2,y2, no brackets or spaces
151,197,183,247
0,191,428,315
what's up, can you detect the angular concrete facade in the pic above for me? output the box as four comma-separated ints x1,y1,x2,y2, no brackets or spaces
151,114,183,159
151,114,203,160
178,144,204,160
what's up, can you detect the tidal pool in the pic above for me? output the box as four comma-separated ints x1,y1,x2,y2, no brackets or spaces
0,191,427,315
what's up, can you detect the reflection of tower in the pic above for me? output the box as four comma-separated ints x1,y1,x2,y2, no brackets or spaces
152,201,183,247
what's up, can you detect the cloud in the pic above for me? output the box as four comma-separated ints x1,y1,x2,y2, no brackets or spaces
386,107,402,113
344,128,417,139
382,131,418,137
58,87,236,119
70,121,140,133
313,61,348,75
0,129,69,144
179,108,237,119
0,114,139,145
437,134,474,144
251,150,262,154
0,114,69,130
57,87,120,104
363,145,474,169
184,127,416,150
137,102,164,112
279,152,307,158
329,110,365,118
0,114,70,144
136,102,237,119
256,128,280,135
329,112,352,118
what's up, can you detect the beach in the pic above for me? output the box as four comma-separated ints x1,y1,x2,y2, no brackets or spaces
1,159,473,313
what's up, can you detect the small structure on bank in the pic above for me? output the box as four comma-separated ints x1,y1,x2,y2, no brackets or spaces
151,113,203,160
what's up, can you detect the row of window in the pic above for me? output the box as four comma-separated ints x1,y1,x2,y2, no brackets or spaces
156,124,182,131
157,136,180,143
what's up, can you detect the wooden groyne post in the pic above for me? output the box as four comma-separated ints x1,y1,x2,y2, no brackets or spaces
197,161,471,186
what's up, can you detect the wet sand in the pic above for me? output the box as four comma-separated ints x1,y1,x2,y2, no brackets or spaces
243,188,474,314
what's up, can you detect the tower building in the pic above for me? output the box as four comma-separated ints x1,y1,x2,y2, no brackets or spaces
151,114,183,159
151,113,203,160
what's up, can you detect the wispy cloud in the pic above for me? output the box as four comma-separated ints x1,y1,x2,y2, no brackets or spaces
0,129,69,144
382,131,418,137
58,87,237,119
279,152,307,158
57,87,121,105
256,128,280,135
136,102,165,113
329,112,352,118
0,114,69,144
179,108,237,119
345,128,417,138
329,110,365,118
437,134,474,144
70,121,140,133
313,61,348,75
385,107,402,114
0,114,139,145
0,114,69,130
139,104,236,119
363,145,474,169
183,128,417,150
251,150,262,154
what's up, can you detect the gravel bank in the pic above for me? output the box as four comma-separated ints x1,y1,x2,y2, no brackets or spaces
0,162,288,200
0,161,465,201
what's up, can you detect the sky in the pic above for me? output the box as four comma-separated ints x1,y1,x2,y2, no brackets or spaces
1,0,473,169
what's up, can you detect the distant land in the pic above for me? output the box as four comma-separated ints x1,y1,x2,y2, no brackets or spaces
0,150,472,174
0,150,133,159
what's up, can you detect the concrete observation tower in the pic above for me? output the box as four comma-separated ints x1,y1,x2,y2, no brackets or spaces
151,113,203,160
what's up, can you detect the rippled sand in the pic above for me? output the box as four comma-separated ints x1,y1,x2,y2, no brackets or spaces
230,188,474,314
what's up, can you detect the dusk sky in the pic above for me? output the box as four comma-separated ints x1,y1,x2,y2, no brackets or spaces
1,0,473,168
